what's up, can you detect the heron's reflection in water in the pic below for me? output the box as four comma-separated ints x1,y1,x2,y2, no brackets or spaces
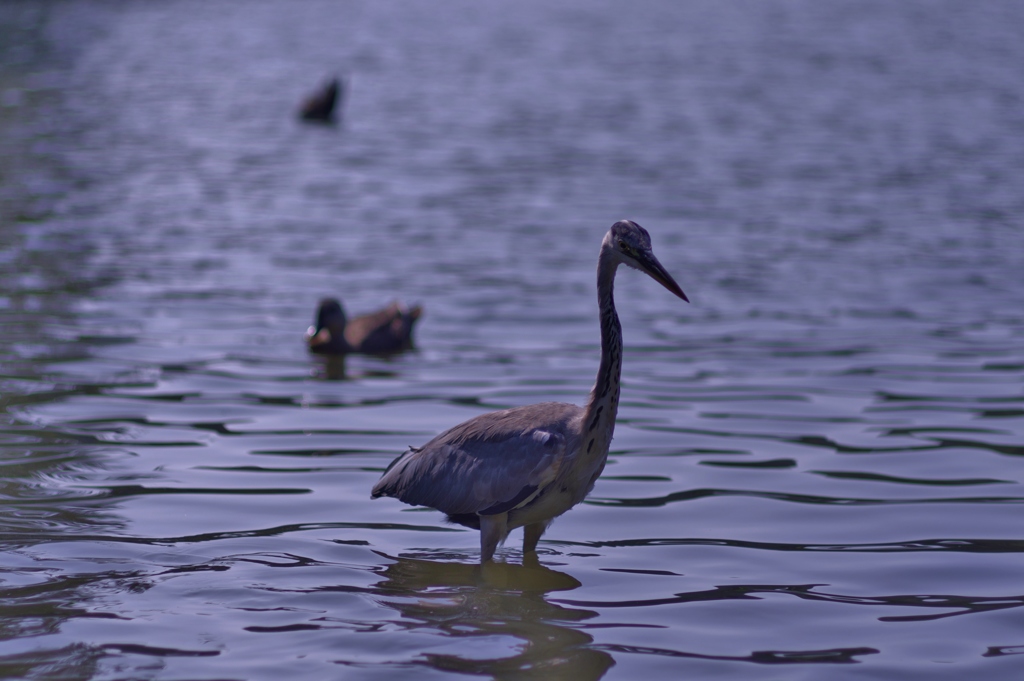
372,552,614,679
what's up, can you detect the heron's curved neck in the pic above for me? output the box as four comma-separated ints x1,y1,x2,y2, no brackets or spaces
583,247,622,450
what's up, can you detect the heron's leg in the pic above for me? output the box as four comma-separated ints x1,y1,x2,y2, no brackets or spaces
479,513,509,563
523,521,550,554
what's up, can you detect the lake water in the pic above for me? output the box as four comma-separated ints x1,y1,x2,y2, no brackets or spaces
2,1,1023,678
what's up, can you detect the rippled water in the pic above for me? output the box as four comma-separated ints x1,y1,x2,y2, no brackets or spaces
3,1,1024,678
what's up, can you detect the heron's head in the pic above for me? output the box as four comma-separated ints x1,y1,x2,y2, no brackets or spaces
605,220,689,302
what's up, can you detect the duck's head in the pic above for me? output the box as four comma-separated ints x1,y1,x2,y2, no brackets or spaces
306,298,350,353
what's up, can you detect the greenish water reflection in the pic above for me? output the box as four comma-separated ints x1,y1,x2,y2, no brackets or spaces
373,553,613,679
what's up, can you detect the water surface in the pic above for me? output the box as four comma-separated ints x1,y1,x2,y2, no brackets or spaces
2,1,1023,678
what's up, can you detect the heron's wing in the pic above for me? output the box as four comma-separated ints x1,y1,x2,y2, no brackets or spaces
372,402,580,516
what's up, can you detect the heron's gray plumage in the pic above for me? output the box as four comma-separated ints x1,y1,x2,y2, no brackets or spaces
371,220,688,562
373,402,580,516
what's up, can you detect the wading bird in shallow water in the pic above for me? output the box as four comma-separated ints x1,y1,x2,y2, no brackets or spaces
372,220,688,562
307,298,422,355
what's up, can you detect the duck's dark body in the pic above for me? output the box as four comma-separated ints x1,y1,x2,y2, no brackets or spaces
307,298,422,355
299,77,342,123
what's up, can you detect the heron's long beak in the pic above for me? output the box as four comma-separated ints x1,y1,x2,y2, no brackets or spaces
640,252,689,303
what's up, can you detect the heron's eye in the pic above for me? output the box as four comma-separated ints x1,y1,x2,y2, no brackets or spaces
617,240,628,251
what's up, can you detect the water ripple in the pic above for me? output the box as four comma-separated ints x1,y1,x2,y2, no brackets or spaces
594,643,879,665
553,583,1024,622
587,488,1024,508
554,537,1024,554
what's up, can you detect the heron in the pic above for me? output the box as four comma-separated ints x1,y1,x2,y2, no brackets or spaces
371,220,688,562
307,298,422,355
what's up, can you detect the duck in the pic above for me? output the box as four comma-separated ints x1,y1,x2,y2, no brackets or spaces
299,76,342,123
306,298,422,355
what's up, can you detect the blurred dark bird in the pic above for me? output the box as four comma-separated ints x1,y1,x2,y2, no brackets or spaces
299,77,342,123
307,298,422,355
372,220,688,562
